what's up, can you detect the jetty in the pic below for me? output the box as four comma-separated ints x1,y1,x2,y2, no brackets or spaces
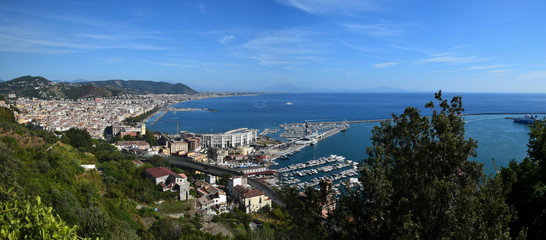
147,107,217,125
167,107,216,112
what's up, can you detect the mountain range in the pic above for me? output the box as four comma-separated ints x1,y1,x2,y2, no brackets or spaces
0,76,197,99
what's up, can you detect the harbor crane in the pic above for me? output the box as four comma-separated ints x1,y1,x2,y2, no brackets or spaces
163,120,181,134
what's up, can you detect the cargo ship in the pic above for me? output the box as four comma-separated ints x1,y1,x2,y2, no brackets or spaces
512,115,538,124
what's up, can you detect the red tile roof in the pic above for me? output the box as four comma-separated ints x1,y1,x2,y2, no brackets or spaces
145,167,177,178
244,189,265,198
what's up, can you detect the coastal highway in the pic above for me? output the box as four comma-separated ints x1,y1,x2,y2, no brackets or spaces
166,156,284,206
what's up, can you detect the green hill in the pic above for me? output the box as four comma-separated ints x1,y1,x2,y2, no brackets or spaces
0,76,197,99
88,79,197,95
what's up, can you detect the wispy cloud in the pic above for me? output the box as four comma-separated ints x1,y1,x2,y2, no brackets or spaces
152,62,197,68
343,23,404,37
339,40,370,52
373,62,399,68
429,52,455,57
237,28,326,66
195,3,209,14
451,44,473,50
489,69,515,75
0,10,170,54
218,35,235,45
517,71,546,81
275,0,381,15
421,53,487,64
463,65,509,70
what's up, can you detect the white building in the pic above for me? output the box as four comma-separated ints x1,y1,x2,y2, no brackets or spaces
196,128,258,149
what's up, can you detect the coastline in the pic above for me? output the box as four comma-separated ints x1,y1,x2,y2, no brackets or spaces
144,93,263,127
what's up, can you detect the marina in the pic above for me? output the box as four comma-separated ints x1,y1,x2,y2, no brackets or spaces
274,154,360,193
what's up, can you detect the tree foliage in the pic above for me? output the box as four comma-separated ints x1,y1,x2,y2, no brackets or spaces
0,188,84,240
500,119,546,239
0,107,15,123
61,128,93,152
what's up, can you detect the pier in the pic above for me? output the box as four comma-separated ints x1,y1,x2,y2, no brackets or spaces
147,107,216,125
167,107,216,112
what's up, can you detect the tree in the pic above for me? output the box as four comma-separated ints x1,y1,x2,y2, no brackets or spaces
500,119,546,239
149,218,183,240
144,129,159,146
61,128,93,152
276,183,333,240
335,91,512,239
0,107,15,123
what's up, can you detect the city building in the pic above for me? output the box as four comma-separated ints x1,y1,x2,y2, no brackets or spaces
169,141,188,155
116,141,150,150
191,128,257,149
187,152,207,162
185,137,201,151
112,123,146,138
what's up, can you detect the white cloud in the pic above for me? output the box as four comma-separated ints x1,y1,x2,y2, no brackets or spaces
218,35,235,45
387,44,427,53
450,44,473,50
275,0,381,15
153,62,197,68
429,52,455,57
489,69,515,75
373,62,399,68
421,53,486,64
196,3,207,14
464,65,509,70
344,23,403,37
237,28,325,66
517,71,546,81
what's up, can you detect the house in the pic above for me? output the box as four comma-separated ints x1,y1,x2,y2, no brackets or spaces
228,176,248,196
194,179,228,211
196,195,215,211
233,185,271,214
145,167,177,185
145,167,193,201
205,174,216,185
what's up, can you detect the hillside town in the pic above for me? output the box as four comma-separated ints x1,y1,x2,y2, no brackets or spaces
9,94,220,138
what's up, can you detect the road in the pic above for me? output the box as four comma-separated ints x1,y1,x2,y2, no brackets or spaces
167,156,284,206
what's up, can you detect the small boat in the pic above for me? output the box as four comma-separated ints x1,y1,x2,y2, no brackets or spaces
285,102,294,105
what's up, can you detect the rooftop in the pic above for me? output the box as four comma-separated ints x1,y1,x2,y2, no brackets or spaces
145,167,176,178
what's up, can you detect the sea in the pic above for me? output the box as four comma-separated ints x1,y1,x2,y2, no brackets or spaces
147,92,546,174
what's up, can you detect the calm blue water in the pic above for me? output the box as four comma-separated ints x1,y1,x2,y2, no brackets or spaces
148,93,546,174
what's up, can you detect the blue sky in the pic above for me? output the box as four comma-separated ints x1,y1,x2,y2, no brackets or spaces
1,0,546,92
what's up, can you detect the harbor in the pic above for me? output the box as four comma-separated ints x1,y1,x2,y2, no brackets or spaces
273,154,361,194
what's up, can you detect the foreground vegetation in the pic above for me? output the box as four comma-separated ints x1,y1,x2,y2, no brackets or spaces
1,90,545,239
